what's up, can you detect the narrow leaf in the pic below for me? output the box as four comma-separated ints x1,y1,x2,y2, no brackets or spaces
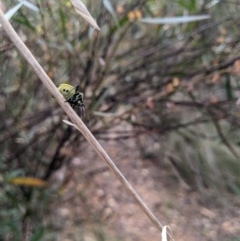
206,0,220,8
58,7,67,37
225,74,234,100
177,0,196,11
18,0,39,12
70,0,100,30
13,11,36,32
103,0,119,26
140,15,210,24
4,3,23,20
8,177,47,187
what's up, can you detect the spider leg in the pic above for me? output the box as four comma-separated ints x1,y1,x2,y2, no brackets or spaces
70,103,76,110
74,85,79,92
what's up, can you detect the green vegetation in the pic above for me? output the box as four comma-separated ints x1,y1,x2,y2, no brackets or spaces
1,0,240,240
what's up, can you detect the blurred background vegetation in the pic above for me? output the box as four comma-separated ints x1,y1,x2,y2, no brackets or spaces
1,0,240,240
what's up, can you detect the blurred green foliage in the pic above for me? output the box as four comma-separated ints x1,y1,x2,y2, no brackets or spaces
1,0,240,240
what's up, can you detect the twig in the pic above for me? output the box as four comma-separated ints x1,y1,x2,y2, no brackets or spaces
0,10,174,240
209,110,239,159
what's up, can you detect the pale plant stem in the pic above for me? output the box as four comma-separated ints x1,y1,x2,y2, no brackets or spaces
0,10,174,241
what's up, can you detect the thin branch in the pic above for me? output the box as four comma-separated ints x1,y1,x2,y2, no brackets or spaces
209,110,239,160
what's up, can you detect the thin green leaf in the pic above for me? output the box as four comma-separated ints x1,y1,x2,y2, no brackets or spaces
58,7,67,37
110,15,128,35
17,0,39,12
12,11,36,32
176,0,197,11
224,74,234,100
206,0,220,8
103,0,119,26
140,15,210,24
4,3,23,20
